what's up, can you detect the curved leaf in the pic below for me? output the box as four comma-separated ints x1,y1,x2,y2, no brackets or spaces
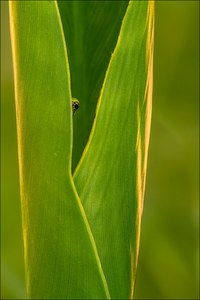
74,1,154,299
9,1,110,299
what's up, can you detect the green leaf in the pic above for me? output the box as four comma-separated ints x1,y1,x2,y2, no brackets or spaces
58,0,128,169
9,1,110,299
74,1,154,299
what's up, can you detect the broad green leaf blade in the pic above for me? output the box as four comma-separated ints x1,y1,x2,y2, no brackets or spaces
74,1,154,299
58,0,128,169
9,1,110,299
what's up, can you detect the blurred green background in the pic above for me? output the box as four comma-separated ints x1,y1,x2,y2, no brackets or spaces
1,1,199,299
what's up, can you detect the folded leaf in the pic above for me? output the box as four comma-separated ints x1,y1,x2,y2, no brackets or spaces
9,1,110,298
74,1,154,299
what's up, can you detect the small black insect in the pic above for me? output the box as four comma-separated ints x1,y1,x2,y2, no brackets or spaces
72,98,80,115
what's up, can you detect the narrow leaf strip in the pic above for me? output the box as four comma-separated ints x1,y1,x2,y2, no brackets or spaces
74,1,154,299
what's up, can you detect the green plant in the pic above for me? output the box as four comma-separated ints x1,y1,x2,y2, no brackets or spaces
9,0,154,299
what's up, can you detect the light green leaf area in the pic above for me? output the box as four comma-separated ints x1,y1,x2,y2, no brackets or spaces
9,1,110,299
58,0,128,169
9,0,154,298
74,1,154,299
